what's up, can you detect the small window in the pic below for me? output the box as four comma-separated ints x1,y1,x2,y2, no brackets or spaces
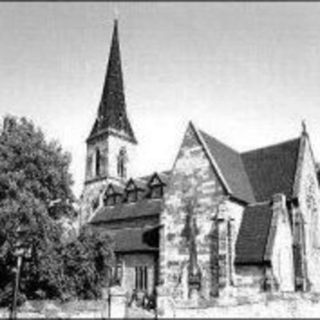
95,148,101,177
150,185,163,198
114,257,123,285
104,194,114,206
227,219,233,285
87,155,93,178
92,197,99,211
117,148,127,179
135,266,148,291
127,190,137,203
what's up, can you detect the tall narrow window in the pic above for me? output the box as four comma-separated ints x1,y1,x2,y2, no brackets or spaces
135,266,148,291
95,148,101,177
115,257,123,285
227,219,233,285
87,155,93,179
117,148,127,179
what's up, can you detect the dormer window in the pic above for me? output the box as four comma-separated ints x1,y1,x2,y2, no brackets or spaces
117,147,127,179
147,172,168,199
103,184,123,206
127,190,137,203
125,179,145,203
104,194,117,206
150,184,163,198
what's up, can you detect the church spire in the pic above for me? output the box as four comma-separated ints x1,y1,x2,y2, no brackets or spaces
87,20,137,144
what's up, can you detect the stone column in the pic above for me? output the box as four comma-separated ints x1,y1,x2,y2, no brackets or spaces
109,286,128,318
156,285,176,318
291,199,310,292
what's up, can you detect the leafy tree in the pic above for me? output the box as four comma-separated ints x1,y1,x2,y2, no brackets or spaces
0,116,114,306
62,226,114,300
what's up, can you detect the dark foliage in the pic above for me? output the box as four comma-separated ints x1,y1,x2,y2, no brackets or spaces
0,116,114,306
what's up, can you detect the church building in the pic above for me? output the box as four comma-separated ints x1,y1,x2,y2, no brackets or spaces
80,21,320,307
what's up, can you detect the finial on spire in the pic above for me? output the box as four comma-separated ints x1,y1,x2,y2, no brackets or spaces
87,17,137,144
113,7,119,21
301,119,307,136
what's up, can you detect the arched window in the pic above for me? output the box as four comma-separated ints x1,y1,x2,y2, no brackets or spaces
86,155,93,178
95,148,101,177
117,147,127,179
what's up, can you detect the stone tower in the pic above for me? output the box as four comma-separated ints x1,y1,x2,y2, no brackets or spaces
80,20,137,225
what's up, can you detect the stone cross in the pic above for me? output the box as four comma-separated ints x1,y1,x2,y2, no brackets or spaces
181,198,201,294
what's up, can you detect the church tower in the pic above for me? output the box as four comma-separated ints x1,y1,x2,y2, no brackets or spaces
81,20,137,225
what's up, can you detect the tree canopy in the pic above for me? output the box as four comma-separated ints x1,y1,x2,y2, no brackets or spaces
0,116,114,306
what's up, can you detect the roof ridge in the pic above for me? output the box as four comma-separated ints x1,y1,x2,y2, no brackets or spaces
241,136,301,202
241,136,301,155
135,170,171,181
197,126,255,203
199,129,241,155
247,200,271,207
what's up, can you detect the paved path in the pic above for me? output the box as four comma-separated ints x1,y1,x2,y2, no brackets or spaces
127,306,155,318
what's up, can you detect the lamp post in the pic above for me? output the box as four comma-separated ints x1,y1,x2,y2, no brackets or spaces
9,198,64,319
10,223,32,320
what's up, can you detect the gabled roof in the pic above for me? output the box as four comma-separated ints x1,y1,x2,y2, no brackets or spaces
241,138,301,202
105,183,124,195
235,202,273,265
113,228,158,252
148,172,170,186
87,20,136,144
198,129,255,203
91,198,162,224
126,178,146,191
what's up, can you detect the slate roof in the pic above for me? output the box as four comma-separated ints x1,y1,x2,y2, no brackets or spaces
235,203,273,265
91,198,162,224
199,130,255,203
196,130,302,264
106,184,124,195
241,138,301,202
126,178,147,190
87,20,136,144
140,170,171,185
113,228,158,252
90,125,302,264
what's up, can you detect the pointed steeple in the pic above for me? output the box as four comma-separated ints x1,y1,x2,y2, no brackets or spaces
88,20,137,144
301,119,308,137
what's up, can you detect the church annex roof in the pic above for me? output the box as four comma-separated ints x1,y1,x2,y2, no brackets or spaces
90,123,302,263
87,20,137,144
197,127,301,206
235,202,273,265
241,137,301,202
91,198,162,224
113,227,159,253
199,129,255,204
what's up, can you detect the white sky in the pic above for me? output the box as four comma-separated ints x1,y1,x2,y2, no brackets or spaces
1,3,320,197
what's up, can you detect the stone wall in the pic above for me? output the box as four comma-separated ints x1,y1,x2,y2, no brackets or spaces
119,253,157,295
234,265,264,295
294,135,320,291
81,130,137,226
168,292,320,318
85,133,136,184
159,124,245,304
270,194,295,292
93,215,159,230
107,134,136,182
80,178,108,226
0,299,110,319
86,134,109,181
